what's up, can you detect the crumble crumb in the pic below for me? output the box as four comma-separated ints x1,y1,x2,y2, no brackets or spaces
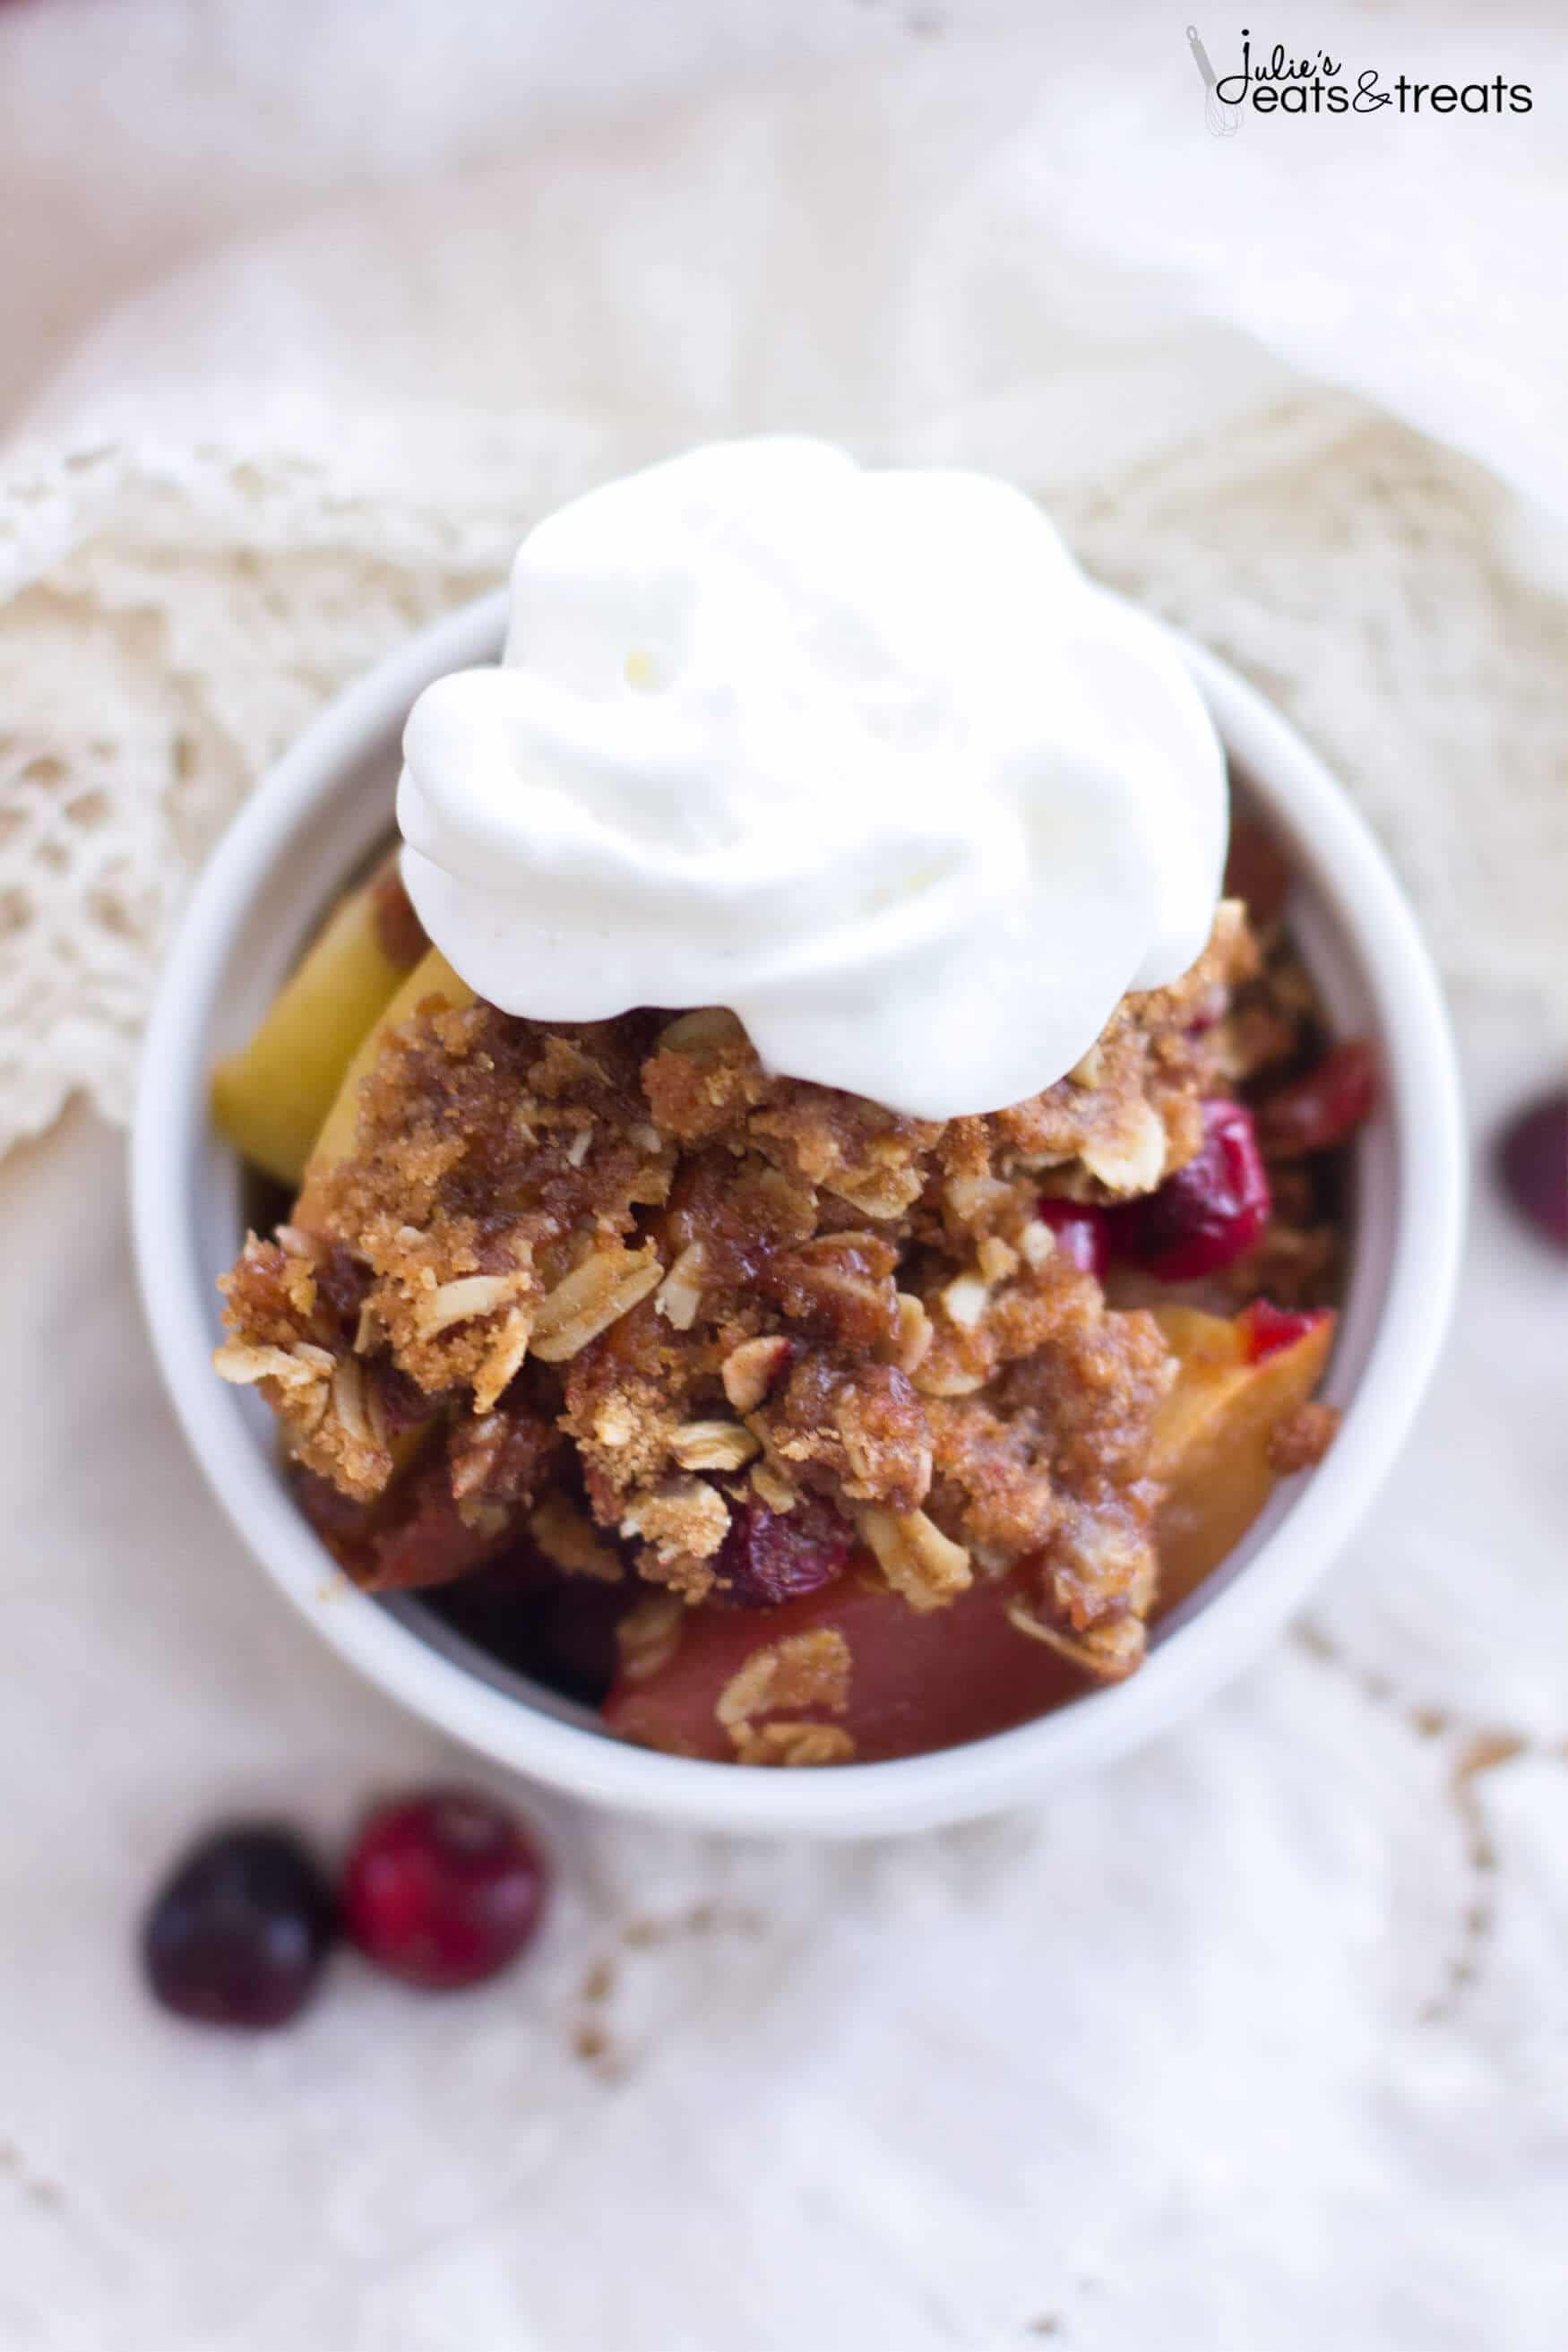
716,1628,853,1755
1267,1398,1340,1475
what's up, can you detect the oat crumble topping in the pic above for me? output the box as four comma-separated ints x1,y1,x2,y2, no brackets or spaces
218,877,1347,1745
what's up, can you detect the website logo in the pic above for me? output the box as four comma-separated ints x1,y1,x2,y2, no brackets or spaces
1186,24,1534,134
1186,26,1241,136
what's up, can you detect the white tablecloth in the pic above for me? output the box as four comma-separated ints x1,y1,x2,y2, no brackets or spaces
5,1014,1564,2351
2,5,1565,2347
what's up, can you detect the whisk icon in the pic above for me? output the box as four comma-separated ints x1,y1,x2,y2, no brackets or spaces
1187,24,1241,137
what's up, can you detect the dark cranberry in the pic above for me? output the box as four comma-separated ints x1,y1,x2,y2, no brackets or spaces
714,1491,854,1608
314,1242,372,1325
1255,1040,1376,1158
1495,1089,1568,1251
1112,1098,1271,1280
1035,1198,1109,1280
342,1790,548,1990
376,1361,442,1441
1238,1298,1331,1364
142,1825,335,2029
1223,817,1294,925
430,1564,630,1707
518,1579,631,1705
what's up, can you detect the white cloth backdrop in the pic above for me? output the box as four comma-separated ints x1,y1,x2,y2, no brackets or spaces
1,4,1564,2347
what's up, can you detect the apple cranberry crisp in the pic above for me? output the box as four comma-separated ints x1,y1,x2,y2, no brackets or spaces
214,830,1363,1765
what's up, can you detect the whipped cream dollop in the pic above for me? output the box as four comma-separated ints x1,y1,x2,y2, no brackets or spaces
398,439,1227,1119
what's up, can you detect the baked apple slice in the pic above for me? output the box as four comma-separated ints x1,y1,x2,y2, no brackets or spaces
212,866,429,1185
291,944,474,1223
605,1301,1337,1763
602,1556,1091,1765
1149,1301,1335,1609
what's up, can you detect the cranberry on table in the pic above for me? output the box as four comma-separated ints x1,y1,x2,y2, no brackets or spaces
342,1789,548,1990
142,1825,336,2029
713,1490,855,1608
1111,1098,1271,1281
1255,1039,1376,1158
1035,1197,1109,1280
1495,1089,1568,1251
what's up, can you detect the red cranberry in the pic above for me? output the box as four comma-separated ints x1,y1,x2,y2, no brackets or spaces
1255,1040,1376,1158
142,1825,335,2029
342,1790,548,1990
1238,1298,1331,1364
1184,985,1228,1038
714,1491,854,1608
1036,1198,1109,1280
1495,1089,1568,1251
1112,1098,1271,1280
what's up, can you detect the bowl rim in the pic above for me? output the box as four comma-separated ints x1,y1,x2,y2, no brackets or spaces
130,588,1465,1838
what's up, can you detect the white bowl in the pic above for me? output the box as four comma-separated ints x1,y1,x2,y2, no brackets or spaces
131,590,1464,1838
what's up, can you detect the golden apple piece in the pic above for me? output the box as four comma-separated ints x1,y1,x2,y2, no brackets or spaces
293,945,474,1224
1150,1303,1336,1609
212,874,420,1187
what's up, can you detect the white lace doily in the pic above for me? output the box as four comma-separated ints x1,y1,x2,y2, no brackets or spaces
2,9,1564,2348
3,13,1566,1156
